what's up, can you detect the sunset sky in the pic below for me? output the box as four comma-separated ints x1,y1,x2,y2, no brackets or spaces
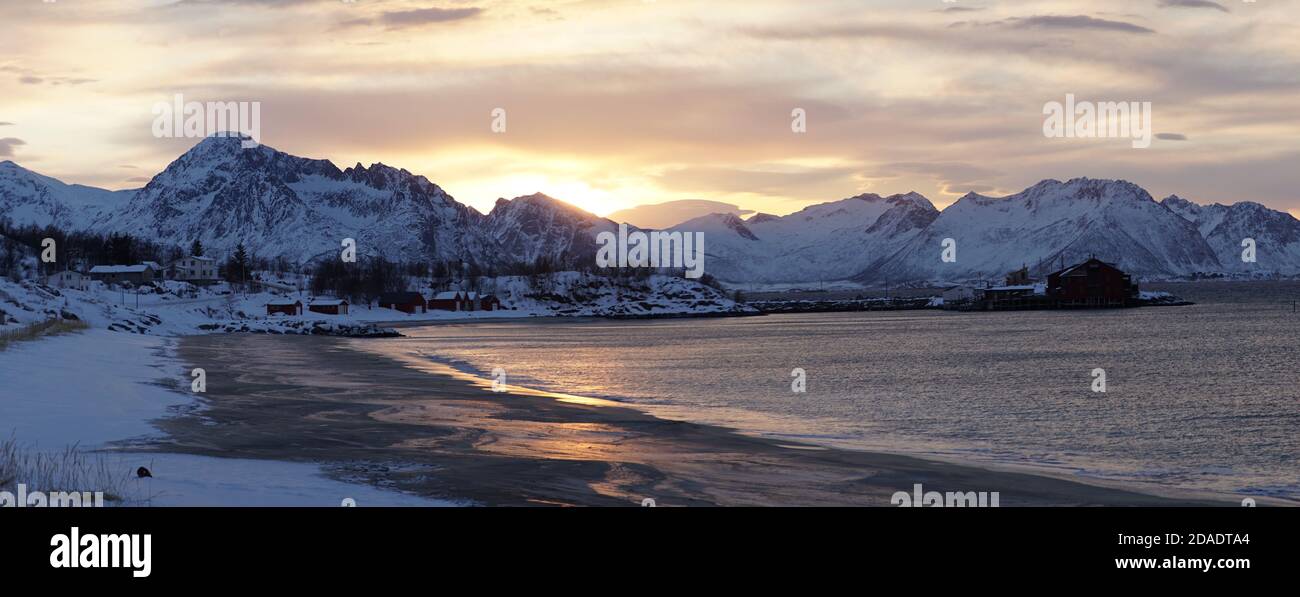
2,0,1298,218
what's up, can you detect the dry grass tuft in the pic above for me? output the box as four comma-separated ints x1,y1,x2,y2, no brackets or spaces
0,318,89,351
0,437,139,505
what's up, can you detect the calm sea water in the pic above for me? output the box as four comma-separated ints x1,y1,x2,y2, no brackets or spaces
373,281,1300,500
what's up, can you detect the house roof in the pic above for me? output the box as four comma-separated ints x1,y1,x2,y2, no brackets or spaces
90,265,150,274
432,291,462,300
1047,257,1123,278
380,292,425,302
987,285,1036,291
266,299,302,306
310,298,347,306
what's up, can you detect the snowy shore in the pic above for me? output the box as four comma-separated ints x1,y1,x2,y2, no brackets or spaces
0,327,454,506
0,271,752,506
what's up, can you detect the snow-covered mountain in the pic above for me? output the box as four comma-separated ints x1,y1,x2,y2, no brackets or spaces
854,178,1223,284
668,192,938,283
607,199,752,229
0,161,133,230
5,138,1298,284
483,192,618,268
2,137,621,269
97,135,493,264
1161,195,1300,275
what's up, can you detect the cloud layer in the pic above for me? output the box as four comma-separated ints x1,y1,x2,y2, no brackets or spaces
2,0,1298,216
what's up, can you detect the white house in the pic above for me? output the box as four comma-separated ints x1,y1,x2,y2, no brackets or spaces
941,285,983,305
169,255,220,285
89,264,155,285
46,270,87,290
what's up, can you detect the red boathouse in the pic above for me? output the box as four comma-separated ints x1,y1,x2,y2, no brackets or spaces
1046,257,1138,307
308,298,349,315
266,299,303,316
379,292,426,314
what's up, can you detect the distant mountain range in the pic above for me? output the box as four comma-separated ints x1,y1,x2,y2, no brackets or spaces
1,136,611,269
607,199,752,229
672,178,1300,284
3,136,1298,284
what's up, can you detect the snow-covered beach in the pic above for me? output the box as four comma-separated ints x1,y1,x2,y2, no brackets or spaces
0,326,453,506
2,273,1291,506
0,271,750,506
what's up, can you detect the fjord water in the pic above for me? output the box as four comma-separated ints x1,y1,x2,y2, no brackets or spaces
380,281,1300,500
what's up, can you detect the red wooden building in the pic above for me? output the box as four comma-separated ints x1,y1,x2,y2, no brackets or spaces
1046,258,1138,307
266,299,302,316
428,291,464,311
308,298,349,315
379,292,426,314
478,294,502,311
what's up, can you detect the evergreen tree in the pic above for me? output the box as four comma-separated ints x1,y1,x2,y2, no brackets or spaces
190,239,205,257
225,243,250,286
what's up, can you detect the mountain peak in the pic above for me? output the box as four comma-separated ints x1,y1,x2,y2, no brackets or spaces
187,132,256,152
495,192,563,210
954,191,991,205
719,213,758,240
490,192,602,222
886,191,938,212
1014,177,1153,205
171,133,273,169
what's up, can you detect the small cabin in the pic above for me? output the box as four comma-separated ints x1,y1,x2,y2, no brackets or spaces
1005,265,1031,286
46,270,87,290
308,298,349,315
479,294,501,311
941,285,979,303
428,291,465,311
983,285,1038,308
89,264,155,285
940,285,985,310
266,299,302,316
379,291,426,314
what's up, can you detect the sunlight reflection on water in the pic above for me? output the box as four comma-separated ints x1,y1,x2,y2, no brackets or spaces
359,281,1300,500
